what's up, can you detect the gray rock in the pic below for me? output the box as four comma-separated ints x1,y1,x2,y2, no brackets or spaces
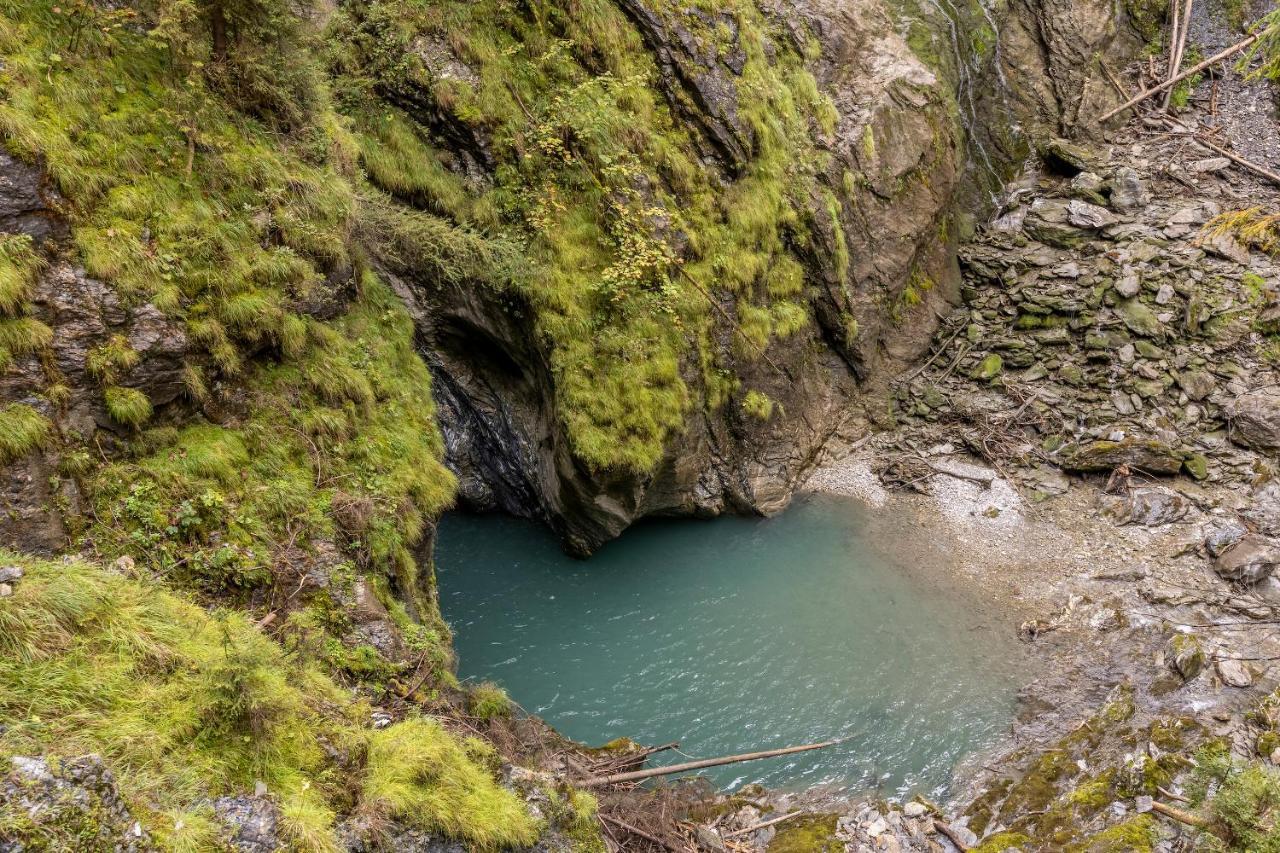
1214,534,1280,584
213,796,281,853
1108,167,1146,211
1039,138,1097,174
902,802,927,818
1228,389,1280,451
0,565,22,584
1176,370,1215,402
1201,231,1250,265
1205,522,1247,557
1216,658,1254,688
1060,438,1184,475
1067,199,1117,229
1135,795,1154,813
1188,157,1231,174
1167,633,1206,681
1107,487,1189,526
1115,272,1141,298
2,755,154,851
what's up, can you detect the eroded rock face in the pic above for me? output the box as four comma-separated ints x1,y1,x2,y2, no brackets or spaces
0,153,190,554
392,0,1141,553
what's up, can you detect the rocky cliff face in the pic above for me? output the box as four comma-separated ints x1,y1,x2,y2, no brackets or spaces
373,0,1147,553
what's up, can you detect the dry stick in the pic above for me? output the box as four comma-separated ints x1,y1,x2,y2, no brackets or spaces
932,819,972,851
897,320,967,384
598,815,679,852
1193,134,1280,186
1099,32,1263,122
722,811,803,839
1163,0,1195,110
579,738,847,787
1099,56,1131,99
1163,0,1183,107
1151,800,1208,828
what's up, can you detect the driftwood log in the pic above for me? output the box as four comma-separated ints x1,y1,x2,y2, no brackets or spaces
579,738,846,787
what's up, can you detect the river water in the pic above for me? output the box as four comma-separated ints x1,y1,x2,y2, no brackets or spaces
437,493,1026,798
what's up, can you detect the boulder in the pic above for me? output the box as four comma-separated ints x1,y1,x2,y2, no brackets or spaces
1228,389,1280,452
1039,138,1097,175
1176,370,1215,402
1217,658,1254,688
1067,199,1116,229
1215,534,1280,584
1205,521,1247,557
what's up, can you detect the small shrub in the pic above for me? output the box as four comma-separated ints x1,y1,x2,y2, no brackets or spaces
742,389,775,421
467,681,513,722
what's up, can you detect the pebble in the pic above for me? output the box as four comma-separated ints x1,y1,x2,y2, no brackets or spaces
0,584,11,598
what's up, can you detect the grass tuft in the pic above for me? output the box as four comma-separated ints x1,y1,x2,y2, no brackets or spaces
360,717,539,847
103,386,153,429
0,403,50,464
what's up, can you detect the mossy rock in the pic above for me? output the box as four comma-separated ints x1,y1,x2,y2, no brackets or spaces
1059,439,1184,475
971,353,1004,381
768,814,840,853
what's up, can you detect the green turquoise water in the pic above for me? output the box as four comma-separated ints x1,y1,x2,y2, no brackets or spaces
437,494,1025,798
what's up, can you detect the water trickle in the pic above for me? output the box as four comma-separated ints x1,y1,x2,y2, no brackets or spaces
438,494,1027,798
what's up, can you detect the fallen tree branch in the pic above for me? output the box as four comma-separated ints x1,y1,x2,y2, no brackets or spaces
1151,800,1208,827
1193,134,1280,186
599,815,679,852
579,738,847,787
722,811,802,839
1099,32,1263,122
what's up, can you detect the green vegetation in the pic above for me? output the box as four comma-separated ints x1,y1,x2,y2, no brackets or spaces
468,681,514,721
0,0,355,380
1168,47,1204,111
86,274,456,613
361,718,539,847
329,0,839,472
0,552,534,850
742,389,776,420
103,385,154,429
768,813,840,853
1190,743,1280,851
0,403,50,464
